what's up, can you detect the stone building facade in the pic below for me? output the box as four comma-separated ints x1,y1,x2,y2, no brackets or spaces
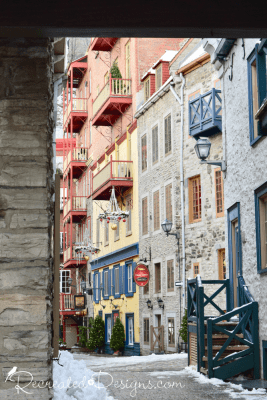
135,39,226,355
0,38,55,399
204,38,267,378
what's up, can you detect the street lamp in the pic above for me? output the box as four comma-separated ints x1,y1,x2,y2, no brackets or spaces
161,219,180,240
194,137,226,172
80,280,93,295
157,298,164,310
67,277,76,288
146,299,153,310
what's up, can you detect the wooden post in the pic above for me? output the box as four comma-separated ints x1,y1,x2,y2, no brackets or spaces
253,301,260,379
207,319,214,378
53,174,60,358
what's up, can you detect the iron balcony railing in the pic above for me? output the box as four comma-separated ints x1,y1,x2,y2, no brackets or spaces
63,98,87,125
60,293,75,311
63,147,89,172
189,88,222,137
92,77,132,117
92,160,133,194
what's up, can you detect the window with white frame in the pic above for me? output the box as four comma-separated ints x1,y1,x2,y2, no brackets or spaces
115,267,119,294
128,263,132,292
60,270,71,293
104,270,108,296
107,316,111,342
128,316,134,345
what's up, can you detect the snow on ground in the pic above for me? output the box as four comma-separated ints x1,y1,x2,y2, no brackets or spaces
149,366,267,399
53,351,114,400
73,351,187,369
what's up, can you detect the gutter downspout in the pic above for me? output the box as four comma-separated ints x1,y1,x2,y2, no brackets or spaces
170,73,186,313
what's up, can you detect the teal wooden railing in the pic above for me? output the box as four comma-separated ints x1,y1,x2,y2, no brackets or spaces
205,275,259,380
187,276,231,371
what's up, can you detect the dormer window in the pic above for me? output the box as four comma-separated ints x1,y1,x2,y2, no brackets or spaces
155,64,162,91
144,77,150,102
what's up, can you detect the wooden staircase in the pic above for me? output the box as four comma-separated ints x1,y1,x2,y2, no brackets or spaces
187,276,260,380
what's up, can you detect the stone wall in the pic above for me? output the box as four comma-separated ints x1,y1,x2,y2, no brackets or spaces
0,38,54,399
219,38,267,377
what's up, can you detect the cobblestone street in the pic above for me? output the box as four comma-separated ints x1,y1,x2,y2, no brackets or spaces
72,353,266,400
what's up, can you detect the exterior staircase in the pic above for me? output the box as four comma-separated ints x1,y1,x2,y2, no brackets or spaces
187,276,260,380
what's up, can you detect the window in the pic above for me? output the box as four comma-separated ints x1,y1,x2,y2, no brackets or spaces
127,316,134,345
167,259,174,292
114,220,120,241
60,270,71,293
125,41,131,79
106,316,111,342
248,45,267,144
152,125,158,165
153,190,160,231
95,273,99,301
104,220,109,246
89,70,91,94
144,78,150,102
255,182,267,273
144,282,149,295
215,169,224,217
89,121,92,146
142,197,148,235
214,79,221,90
188,90,200,101
164,114,171,155
218,249,226,280
60,232,67,252
193,262,199,278
84,81,87,98
168,318,175,347
141,134,147,172
165,183,172,222
126,194,132,235
144,318,149,344
104,270,108,296
189,175,201,223
155,64,162,91
115,267,120,294
128,263,133,293
155,262,161,293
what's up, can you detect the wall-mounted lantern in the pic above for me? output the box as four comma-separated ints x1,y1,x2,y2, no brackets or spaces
146,299,153,310
194,137,226,172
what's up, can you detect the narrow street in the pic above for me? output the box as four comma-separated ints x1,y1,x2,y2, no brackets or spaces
72,353,266,400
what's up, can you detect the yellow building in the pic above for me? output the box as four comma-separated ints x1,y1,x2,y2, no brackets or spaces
90,125,140,355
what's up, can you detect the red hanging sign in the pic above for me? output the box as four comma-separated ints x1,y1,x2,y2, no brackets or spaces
134,264,149,287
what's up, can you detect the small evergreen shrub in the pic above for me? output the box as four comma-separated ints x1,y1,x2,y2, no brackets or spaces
179,309,188,343
110,318,125,352
87,315,105,350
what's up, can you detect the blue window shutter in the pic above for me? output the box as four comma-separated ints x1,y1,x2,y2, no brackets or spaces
93,273,96,302
124,264,128,295
108,269,111,297
132,262,137,293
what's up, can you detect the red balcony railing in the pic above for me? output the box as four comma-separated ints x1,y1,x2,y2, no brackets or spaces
92,160,133,200
63,98,87,126
63,196,87,217
60,293,75,311
63,147,89,172
92,78,132,118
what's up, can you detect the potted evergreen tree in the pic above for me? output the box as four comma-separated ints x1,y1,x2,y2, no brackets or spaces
110,317,125,355
87,315,105,353
179,309,188,353
110,62,123,94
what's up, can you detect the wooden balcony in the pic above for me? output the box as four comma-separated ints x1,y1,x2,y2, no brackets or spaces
60,293,75,311
189,89,222,138
92,78,132,127
91,37,118,51
92,160,133,200
63,245,87,268
63,196,87,223
63,147,89,178
63,97,88,130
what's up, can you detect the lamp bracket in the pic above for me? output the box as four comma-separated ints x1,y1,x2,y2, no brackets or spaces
200,160,226,172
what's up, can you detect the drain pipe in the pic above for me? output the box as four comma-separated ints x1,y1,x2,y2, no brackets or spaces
170,73,186,314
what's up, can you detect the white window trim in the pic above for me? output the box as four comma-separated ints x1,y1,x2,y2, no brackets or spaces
166,311,176,351
128,316,134,345
141,192,149,239
95,273,99,301
152,185,161,235
60,270,71,293
153,257,162,298
104,270,109,296
115,267,120,295
140,132,149,176
128,263,133,293
107,316,111,342
165,254,176,297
